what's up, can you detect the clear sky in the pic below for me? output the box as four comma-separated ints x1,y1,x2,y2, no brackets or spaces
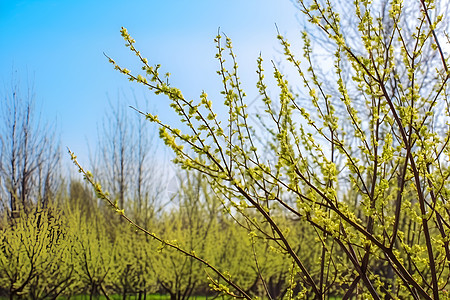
0,0,301,166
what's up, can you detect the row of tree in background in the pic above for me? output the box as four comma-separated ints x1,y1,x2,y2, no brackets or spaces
1,173,294,300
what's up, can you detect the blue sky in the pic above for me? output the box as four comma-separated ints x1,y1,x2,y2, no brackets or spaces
0,0,301,165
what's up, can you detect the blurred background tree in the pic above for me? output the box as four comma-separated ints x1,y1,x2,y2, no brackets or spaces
0,73,60,218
